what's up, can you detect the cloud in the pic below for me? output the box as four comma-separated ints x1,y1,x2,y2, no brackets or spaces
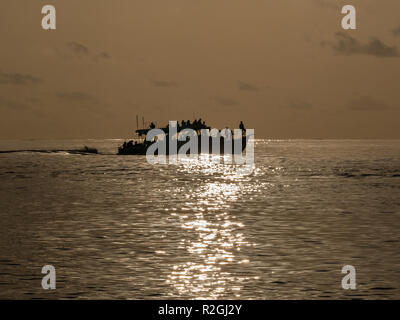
0,98,29,110
56,91,98,103
25,97,42,105
237,81,259,91
312,0,340,10
392,26,400,37
67,42,90,57
330,32,400,58
97,52,110,60
284,99,313,110
0,97,44,117
0,71,43,85
150,79,178,88
55,91,110,114
61,42,110,61
346,96,389,111
212,97,239,107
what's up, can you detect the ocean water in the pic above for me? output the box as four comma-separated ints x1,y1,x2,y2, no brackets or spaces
0,139,399,299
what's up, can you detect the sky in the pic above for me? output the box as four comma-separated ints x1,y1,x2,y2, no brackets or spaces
0,0,399,139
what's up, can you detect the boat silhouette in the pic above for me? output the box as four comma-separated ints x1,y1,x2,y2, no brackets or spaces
118,120,248,155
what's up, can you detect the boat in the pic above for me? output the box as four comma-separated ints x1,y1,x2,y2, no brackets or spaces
117,120,248,155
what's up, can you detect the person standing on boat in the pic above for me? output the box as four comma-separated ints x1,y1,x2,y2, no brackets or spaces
239,121,246,132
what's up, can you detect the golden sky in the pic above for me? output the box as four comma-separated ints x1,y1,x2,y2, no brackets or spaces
0,0,399,139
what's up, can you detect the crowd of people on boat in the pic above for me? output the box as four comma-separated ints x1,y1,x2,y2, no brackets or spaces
149,119,246,133
121,140,138,150
148,119,210,132
178,119,208,131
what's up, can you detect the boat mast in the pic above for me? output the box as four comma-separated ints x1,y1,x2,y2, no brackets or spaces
136,115,139,140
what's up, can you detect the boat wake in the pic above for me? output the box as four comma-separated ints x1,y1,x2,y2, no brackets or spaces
0,146,99,155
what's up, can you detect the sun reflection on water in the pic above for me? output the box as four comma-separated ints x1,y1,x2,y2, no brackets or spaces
166,157,256,299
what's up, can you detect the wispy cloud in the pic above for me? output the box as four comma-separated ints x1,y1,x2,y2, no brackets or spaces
392,26,400,37
212,97,239,107
97,52,110,60
329,32,400,58
150,79,178,88
237,81,260,91
56,91,98,103
0,71,43,85
312,0,340,10
25,97,42,105
0,97,45,117
67,42,90,57
59,42,110,61
0,98,29,110
54,91,110,114
346,96,390,111
284,99,313,110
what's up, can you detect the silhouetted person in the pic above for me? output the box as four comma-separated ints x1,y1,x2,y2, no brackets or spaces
239,121,246,132
149,122,155,129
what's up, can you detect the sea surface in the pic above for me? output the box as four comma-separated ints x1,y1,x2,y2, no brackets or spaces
0,139,399,299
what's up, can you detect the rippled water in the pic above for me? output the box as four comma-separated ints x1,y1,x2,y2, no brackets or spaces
0,139,399,299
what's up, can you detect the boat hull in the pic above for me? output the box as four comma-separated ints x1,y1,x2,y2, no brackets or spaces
118,136,248,155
